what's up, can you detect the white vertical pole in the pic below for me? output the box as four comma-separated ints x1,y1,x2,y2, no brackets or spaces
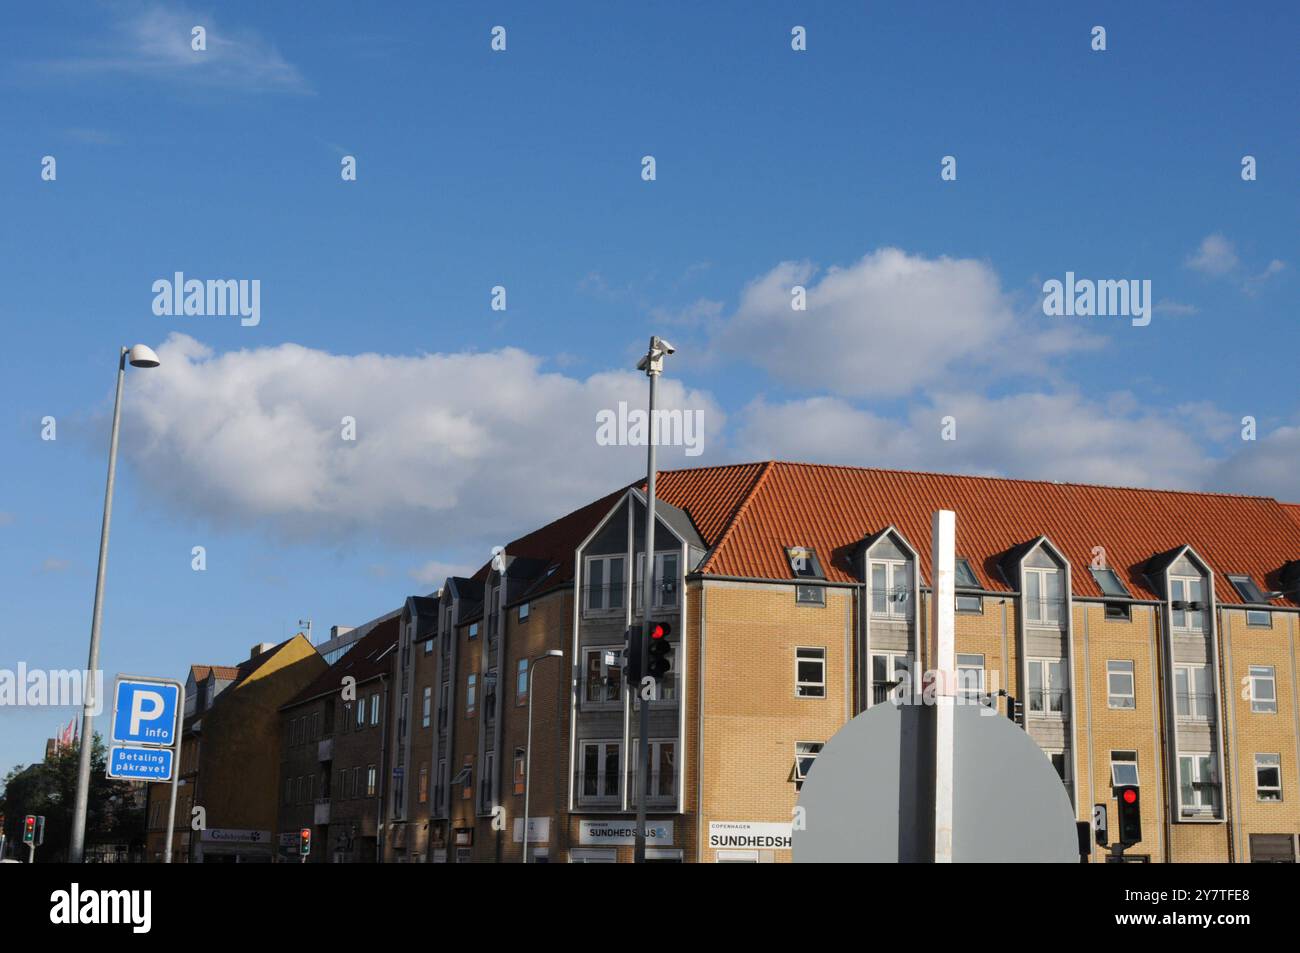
930,510,956,863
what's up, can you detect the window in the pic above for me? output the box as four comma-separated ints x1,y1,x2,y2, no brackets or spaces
1092,565,1132,617
955,558,982,613
1027,658,1066,715
418,764,429,804
518,601,530,622
1169,575,1205,630
424,637,433,655
795,647,826,698
1107,660,1135,709
795,584,826,606
1249,666,1277,714
871,652,913,705
457,759,473,800
1104,602,1131,621
578,740,621,805
585,554,626,613
794,742,823,791
583,646,622,706
636,551,681,610
1024,567,1063,624
351,765,360,798
513,747,526,796
629,739,676,805
479,750,495,813
1256,754,1282,801
465,673,477,717
422,687,432,728
1110,751,1139,787
434,758,446,811
1174,664,1214,720
869,559,912,618
1228,575,1271,626
468,622,479,639
515,658,529,706
284,776,293,805
355,700,365,729
370,693,380,726
956,654,987,704
1045,748,1069,784
1178,754,1219,817
366,765,377,798
786,546,825,578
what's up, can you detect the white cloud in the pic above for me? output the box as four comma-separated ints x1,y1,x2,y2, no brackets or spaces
713,248,1098,399
1153,300,1199,316
408,560,477,587
1210,424,1300,502
42,4,309,94
735,389,1218,492
40,558,71,573
120,335,724,547
1244,259,1286,296
1185,234,1240,277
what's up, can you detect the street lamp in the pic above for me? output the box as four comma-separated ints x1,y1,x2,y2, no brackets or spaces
521,649,564,863
634,335,673,864
68,344,161,863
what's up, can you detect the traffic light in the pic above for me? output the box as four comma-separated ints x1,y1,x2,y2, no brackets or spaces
22,815,35,845
299,827,312,856
647,621,673,680
1005,694,1023,726
1116,785,1141,845
34,816,45,847
623,625,643,685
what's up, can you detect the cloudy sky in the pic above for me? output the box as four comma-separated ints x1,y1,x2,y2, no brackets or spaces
0,1,1296,772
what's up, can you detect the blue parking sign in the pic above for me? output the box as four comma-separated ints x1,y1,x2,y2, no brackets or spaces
107,745,174,781
111,678,181,747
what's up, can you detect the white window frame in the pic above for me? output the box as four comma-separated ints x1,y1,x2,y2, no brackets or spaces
577,739,622,806
869,559,912,619
795,646,826,699
636,551,681,611
1110,751,1139,788
1249,665,1277,714
422,686,432,728
1045,747,1070,785
1026,657,1067,716
794,741,823,790
629,738,677,806
870,651,913,704
518,601,530,622
1174,664,1214,720
1178,752,1219,817
465,673,477,717
1024,567,1063,625
515,658,529,707
956,653,986,703
582,645,623,709
584,554,626,615
1255,754,1282,802
370,693,380,726
1169,575,1206,631
1107,660,1135,710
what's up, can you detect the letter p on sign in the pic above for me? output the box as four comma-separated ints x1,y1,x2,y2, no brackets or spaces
131,689,165,735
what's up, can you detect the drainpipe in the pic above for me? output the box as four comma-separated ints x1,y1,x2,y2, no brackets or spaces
377,673,389,863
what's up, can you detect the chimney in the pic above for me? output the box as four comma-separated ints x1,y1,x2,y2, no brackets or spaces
250,641,276,660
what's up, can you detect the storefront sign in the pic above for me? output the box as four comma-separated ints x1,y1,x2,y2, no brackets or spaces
579,820,673,845
708,821,793,850
513,817,550,843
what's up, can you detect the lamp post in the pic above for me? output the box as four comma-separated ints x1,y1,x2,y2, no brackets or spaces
634,335,674,864
521,649,563,863
68,344,161,864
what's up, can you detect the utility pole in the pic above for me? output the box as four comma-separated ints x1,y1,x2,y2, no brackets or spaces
634,336,675,863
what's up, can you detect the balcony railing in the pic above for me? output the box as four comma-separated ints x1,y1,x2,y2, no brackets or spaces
872,680,903,705
1026,689,1068,715
1175,693,1217,721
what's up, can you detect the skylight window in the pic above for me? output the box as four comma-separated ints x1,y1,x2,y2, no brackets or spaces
1228,575,1267,604
786,546,825,579
954,558,980,589
1090,567,1131,598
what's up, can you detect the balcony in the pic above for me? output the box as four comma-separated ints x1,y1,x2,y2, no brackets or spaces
1026,689,1068,717
314,798,331,825
317,737,333,762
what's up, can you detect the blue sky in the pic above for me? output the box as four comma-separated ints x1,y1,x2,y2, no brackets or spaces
1,1,1296,775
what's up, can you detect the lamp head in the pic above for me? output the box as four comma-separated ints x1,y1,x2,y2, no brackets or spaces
127,344,161,368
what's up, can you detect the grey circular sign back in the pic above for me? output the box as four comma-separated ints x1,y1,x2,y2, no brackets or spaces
793,701,1078,862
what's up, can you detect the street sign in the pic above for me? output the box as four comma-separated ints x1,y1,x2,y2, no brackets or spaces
107,745,173,781
111,678,181,747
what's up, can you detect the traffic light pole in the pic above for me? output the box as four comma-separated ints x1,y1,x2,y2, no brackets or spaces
634,361,658,865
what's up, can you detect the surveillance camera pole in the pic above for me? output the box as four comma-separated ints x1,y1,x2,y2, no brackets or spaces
634,336,670,863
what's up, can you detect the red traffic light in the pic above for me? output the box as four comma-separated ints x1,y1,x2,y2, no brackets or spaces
299,827,311,855
651,622,672,640
1122,788,1137,804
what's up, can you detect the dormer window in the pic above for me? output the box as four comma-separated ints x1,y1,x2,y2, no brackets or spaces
1169,575,1206,631
869,559,912,619
1024,567,1063,625
1227,575,1270,627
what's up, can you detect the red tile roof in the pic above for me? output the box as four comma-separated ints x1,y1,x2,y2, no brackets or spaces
1282,503,1300,533
648,462,1300,608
